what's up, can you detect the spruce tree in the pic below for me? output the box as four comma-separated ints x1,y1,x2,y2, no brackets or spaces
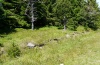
0,0,6,32
2,0,28,29
84,0,100,30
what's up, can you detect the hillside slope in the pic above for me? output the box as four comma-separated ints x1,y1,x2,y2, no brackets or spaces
0,27,100,65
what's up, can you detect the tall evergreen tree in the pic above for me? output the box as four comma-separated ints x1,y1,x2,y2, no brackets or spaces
0,0,6,32
52,0,71,29
0,0,100,31
2,0,29,29
83,0,100,30
36,0,57,26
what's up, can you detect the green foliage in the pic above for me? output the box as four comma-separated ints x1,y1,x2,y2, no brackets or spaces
1,0,29,29
0,0,3,2
8,43,21,58
76,26,85,31
0,8,4,20
0,0,100,31
67,19,78,30
82,0,100,30
0,43,3,47
0,0,5,21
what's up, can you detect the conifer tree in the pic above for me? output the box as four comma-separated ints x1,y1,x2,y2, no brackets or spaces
83,0,100,30
0,0,6,31
2,0,28,29
0,0,100,31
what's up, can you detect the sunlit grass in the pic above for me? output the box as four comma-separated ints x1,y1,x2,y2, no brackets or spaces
0,26,100,65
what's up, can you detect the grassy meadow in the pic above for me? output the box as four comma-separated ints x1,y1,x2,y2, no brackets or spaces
0,26,100,65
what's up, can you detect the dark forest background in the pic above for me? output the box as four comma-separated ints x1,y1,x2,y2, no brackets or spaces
0,0,100,33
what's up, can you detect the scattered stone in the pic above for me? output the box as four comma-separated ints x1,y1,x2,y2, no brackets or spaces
72,34,78,38
53,38,59,42
66,34,70,38
82,31,85,33
38,44,45,47
60,63,64,65
54,38,58,41
27,42,35,48
82,31,88,34
39,47,43,49
72,33,75,35
74,32,80,34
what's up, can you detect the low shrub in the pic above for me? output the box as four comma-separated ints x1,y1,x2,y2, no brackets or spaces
8,43,21,58
0,43,3,47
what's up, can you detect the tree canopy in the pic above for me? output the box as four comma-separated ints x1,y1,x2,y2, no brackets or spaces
0,0,100,32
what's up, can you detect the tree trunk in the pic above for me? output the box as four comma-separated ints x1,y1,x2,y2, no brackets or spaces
32,22,34,30
31,3,34,30
64,21,66,30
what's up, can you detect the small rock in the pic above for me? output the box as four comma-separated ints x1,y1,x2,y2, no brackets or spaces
60,63,64,65
27,42,35,48
39,47,43,49
66,34,70,38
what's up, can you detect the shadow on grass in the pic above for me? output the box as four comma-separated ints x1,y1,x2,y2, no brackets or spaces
0,27,16,35
34,25,59,30
58,26,64,29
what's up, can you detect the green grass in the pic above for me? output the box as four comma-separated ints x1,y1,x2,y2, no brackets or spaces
0,26,100,65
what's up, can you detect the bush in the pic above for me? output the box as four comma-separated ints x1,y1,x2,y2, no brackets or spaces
0,43,3,47
67,19,78,31
8,43,21,58
0,59,3,64
88,22,98,30
76,26,85,31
